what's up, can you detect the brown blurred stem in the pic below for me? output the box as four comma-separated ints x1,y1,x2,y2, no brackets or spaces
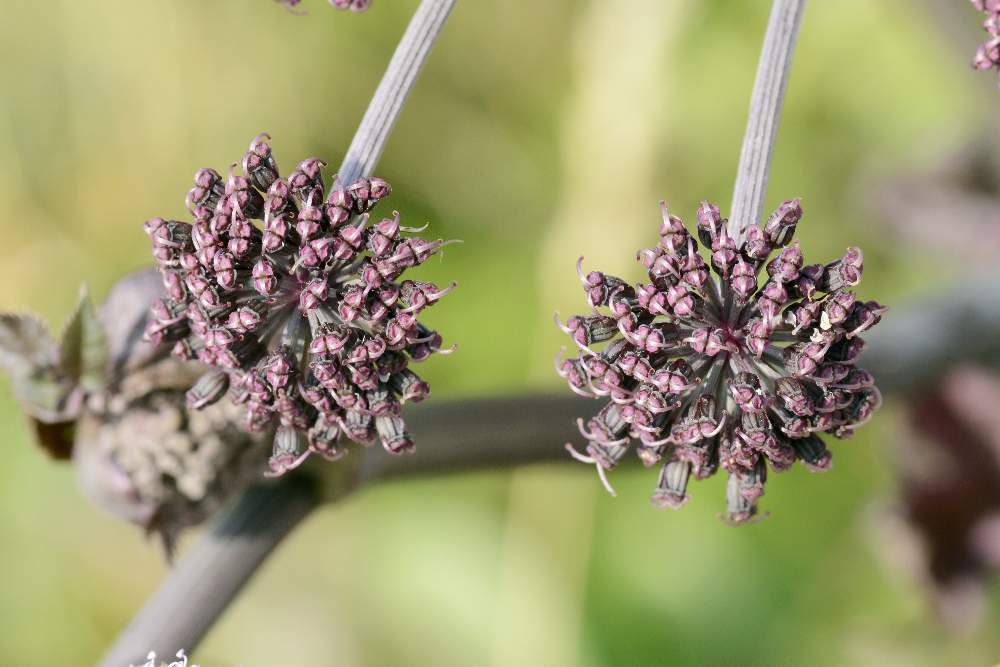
96,1,456,665
728,0,806,244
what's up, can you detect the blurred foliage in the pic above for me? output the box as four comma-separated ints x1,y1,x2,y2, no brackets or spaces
1,0,998,665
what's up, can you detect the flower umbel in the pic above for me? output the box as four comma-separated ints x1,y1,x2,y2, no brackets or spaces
145,134,455,476
972,0,1000,84
557,199,885,523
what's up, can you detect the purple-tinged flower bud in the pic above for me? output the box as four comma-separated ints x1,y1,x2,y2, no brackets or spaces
330,0,373,12
711,231,738,277
971,3,1000,80
696,201,724,246
225,173,264,220
658,202,690,253
784,344,819,377
742,225,772,263
338,216,368,251
974,37,1000,69
264,348,295,390
339,410,374,444
143,313,189,345
765,242,803,283
775,377,815,417
785,299,822,334
296,204,325,242
186,168,226,215
844,300,888,337
262,213,297,254
724,465,765,525
651,460,691,509
831,367,875,391
685,327,728,356
763,198,802,247
347,178,374,213
839,388,882,431
308,420,345,461
242,133,279,192
818,247,864,291
729,258,758,304
307,237,336,266
185,272,222,309
791,434,832,472
209,211,231,237
265,179,299,220
729,372,767,413
758,279,789,312
287,158,326,204
821,291,857,328
720,429,760,472
555,313,618,349
251,259,277,296
146,219,193,249
265,426,310,477
666,284,696,318
326,179,354,211
986,13,1000,36
743,317,771,358
792,263,824,301
212,252,239,291
826,337,865,363
633,385,677,415
390,369,430,403
186,370,231,410
310,359,346,391
192,220,219,250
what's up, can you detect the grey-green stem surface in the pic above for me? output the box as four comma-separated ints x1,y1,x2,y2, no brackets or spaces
338,0,456,183
728,0,806,244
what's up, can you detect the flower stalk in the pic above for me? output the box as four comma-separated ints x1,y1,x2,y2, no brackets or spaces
728,0,806,244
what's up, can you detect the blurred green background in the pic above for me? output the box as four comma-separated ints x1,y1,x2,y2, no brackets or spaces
1,0,998,665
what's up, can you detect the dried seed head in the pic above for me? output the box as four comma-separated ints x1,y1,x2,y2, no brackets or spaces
558,199,885,523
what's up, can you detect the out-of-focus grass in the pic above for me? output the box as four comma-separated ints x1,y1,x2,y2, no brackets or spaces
0,0,997,665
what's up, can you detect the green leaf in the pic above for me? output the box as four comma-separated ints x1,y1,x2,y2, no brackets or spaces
60,285,109,393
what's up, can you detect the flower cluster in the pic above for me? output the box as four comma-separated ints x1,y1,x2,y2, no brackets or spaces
144,134,455,476
556,199,885,523
972,0,1000,83
276,0,372,13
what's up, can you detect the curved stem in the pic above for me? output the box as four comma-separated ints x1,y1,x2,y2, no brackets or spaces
727,0,806,244
96,476,319,667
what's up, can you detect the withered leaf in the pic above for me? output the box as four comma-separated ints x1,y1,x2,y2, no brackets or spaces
0,313,75,422
60,285,109,394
